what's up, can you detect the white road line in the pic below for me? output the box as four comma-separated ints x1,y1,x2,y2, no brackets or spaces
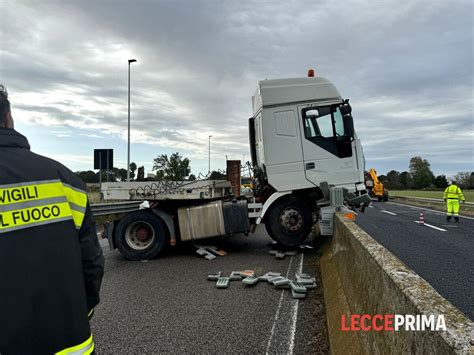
265,255,295,355
288,253,304,355
381,210,397,215
388,202,474,220
414,221,447,231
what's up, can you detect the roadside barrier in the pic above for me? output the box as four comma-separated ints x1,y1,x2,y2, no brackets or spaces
320,213,473,354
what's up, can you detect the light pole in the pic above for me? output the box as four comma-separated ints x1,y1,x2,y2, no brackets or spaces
127,58,137,182
208,135,212,175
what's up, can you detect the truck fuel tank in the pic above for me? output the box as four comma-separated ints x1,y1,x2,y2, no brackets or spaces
177,199,250,241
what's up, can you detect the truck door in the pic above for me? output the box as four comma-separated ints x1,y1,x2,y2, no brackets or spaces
297,103,360,188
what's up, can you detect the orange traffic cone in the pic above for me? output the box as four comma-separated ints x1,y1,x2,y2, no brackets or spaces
419,211,425,225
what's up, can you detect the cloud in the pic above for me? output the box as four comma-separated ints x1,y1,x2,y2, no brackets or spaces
1,0,472,176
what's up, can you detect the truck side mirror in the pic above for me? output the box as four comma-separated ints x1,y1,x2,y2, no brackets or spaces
340,100,352,115
343,114,354,137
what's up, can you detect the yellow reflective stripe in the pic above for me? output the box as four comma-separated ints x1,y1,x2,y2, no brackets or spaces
0,181,87,207
55,335,93,355
0,180,88,230
71,209,86,230
0,202,73,233
84,342,95,355
63,185,88,209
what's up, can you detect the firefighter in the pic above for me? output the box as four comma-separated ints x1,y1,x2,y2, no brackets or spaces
443,181,465,222
0,85,104,354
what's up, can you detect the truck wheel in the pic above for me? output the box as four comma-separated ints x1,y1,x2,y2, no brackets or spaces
383,191,389,202
265,198,312,246
115,211,166,261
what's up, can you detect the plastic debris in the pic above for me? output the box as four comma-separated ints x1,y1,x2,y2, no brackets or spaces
291,289,307,299
268,249,299,259
229,271,243,281
259,272,282,282
207,271,222,281
239,270,255,278
242,276,259,285
207,270,317,299
195,245,227,260
290,281,307,294
216,277,230,288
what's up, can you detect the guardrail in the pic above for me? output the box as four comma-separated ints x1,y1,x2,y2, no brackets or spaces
390,195,474,206
90,201,141,216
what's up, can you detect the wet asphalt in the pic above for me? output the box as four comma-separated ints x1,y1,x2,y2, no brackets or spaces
91,226,329,354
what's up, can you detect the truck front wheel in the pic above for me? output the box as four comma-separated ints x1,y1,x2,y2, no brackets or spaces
115,211,166,260
265,198,312,246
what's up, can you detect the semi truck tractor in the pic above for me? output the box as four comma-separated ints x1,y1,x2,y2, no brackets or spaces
101,71,370,260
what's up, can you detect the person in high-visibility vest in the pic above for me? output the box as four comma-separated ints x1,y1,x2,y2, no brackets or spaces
0,85,104,354
443,181,465,222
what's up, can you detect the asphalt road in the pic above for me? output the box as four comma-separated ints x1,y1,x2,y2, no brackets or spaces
355,201,474,320
91,226,329,354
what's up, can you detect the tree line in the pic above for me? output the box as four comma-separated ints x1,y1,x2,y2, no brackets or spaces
379,156,473,190
76,152,226,183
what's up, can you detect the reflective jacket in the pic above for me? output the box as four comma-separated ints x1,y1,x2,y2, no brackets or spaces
443,184,465,201
0,128,104,354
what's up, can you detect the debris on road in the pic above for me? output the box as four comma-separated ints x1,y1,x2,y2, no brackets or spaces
229,271,243,281
207,271,222,281
268,249,299,260
239,270,255,277
259,272,282,282
209,270,318,298
195,245,227,260
216,277,230,288
242,276,259,285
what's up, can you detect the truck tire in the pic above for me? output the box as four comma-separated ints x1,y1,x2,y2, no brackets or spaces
383,191,389,202
265,197,312,246
115,210,166,261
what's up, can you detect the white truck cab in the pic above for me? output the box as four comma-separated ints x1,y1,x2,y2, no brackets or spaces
250,76,365,193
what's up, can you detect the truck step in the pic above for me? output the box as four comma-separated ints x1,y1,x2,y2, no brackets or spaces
216,277,230,288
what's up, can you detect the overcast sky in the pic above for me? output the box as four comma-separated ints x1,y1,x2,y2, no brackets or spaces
1,0,472,178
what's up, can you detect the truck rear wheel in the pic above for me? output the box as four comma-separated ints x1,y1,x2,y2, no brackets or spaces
265,198,312,246
115,210,166,261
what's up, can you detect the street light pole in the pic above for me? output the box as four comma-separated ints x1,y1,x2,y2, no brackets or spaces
127,58,137,182
208,135,212,175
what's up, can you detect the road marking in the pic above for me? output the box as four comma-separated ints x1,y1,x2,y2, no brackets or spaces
265,255,295,355
414,221,447,231
381,210,397,215
388,202,474,220
288,253,304,355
